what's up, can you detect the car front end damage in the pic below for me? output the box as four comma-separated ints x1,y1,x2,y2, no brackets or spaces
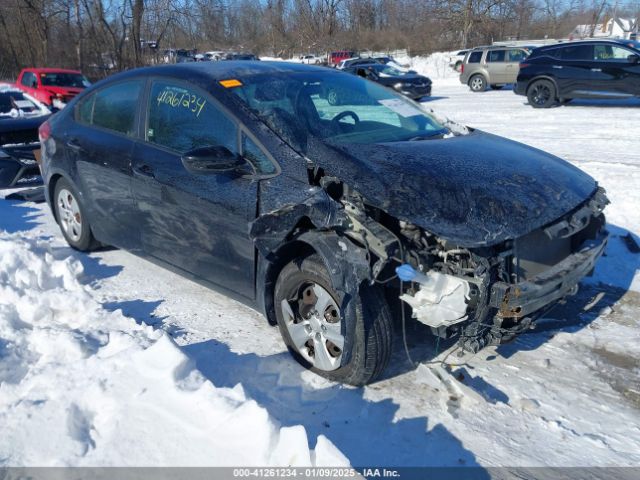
251,171,609,355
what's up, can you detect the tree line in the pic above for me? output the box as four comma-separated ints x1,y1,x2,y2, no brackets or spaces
0,0,637,79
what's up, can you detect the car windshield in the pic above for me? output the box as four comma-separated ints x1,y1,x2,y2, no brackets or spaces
375,65,405,77
40,72,90,88
0,91,43,118
230,71,446,147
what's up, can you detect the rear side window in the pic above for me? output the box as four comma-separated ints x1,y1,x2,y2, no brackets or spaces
76,80,143,136
558,45,593,61
487,50,506,62
467,51,482,63
147,80,237,155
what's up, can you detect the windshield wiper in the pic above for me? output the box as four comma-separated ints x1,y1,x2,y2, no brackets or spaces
407,128,448,141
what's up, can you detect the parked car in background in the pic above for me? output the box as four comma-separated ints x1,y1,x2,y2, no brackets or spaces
39,61,608,385
0,85,50,187
515,39,640,107
459,46,530,91
329,50,356,67
225,53,259,61
16,68,90,109
339,63,431,101
336,57,375,70
449,49,469,71
205,51,226,61
300,54,323,64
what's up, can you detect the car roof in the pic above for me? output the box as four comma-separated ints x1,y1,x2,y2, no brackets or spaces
24,68,83,74
536,39,640,51
101,61,336,86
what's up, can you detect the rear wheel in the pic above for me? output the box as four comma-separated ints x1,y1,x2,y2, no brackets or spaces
53,178,99,251
527,79,557,108
469,74,486,92
274,253,392,386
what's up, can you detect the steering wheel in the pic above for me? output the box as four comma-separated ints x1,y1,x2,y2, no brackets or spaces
331,110,360,126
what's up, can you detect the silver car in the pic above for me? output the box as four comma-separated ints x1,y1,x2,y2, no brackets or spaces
460,46,530,92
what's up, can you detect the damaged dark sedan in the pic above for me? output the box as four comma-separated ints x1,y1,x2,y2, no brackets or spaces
40,62,609,385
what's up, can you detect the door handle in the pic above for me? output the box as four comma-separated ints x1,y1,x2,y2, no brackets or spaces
66,138,84,152
133,164,155,178
591,68,602,72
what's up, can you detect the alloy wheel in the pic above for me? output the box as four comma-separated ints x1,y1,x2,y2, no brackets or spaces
57,188,82,242
280,283,344,371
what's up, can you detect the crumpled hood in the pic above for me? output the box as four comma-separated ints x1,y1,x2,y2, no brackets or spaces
319,131,597,247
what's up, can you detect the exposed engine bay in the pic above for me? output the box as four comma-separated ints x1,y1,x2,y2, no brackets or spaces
251,165,609,355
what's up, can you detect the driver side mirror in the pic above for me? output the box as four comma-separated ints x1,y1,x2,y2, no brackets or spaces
181,146,245,174
628,54,640,64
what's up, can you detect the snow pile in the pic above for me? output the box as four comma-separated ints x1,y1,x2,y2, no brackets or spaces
394,51,461,82
0,236,349,467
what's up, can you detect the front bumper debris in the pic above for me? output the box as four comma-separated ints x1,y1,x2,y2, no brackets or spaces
489,230,609,318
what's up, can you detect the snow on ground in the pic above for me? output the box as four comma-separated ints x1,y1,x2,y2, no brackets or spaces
1,52,640,469
0,234,348,466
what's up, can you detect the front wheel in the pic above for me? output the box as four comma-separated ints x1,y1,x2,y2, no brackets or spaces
53,178,99,251
274,253,392,386
527,79,557,108
326,89,340,106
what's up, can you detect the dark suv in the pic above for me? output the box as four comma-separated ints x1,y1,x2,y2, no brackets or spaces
515,39,640,107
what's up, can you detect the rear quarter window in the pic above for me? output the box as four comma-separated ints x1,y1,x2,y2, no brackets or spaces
467,51,482,63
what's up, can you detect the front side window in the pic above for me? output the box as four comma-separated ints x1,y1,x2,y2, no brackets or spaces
40,72,90,88
487,50,506,62
242,134,276,174
508,49,527,62
77,80,143,136
594,44,635,62
147,81,237,154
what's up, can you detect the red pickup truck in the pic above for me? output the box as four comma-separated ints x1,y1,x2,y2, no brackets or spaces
15,68,90,109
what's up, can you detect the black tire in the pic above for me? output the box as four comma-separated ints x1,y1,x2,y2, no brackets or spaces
53,177,99,251
490,84,503,90
274,253,392,386
468,74,486,92
527,79,557,108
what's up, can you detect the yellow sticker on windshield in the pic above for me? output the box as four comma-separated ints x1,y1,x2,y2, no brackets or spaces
219,79,243,88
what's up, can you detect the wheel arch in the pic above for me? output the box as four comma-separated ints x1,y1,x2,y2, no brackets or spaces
526,75,560,96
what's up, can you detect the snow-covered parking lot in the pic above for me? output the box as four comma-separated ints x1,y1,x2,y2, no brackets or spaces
1,69,639,469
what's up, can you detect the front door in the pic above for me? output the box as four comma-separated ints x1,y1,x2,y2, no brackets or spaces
131,79,260,299
591,43,640,97
505,49,528,83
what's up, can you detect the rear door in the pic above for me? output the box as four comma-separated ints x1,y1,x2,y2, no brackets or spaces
544,44,594,98
591,43,640,96
132,78,268,299
484,49,508,83
64,79,144,249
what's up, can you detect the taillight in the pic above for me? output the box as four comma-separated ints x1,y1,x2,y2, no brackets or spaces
461,64,464,73
39,120,51,142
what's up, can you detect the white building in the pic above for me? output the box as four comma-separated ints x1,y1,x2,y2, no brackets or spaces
570,17,638,40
